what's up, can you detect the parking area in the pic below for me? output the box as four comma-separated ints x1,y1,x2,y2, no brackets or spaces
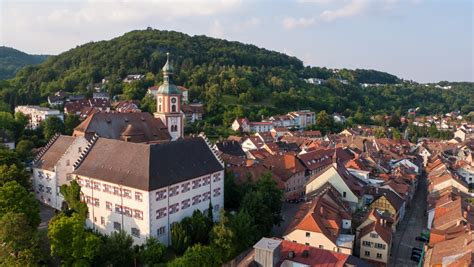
389,176,427,266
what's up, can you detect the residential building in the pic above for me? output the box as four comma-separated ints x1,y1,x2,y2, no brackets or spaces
181,103,204,123
358,219,392,266
123,74,145,83
64,98,111,116
262,153,306,200
15,105,63,130
284,184,354,254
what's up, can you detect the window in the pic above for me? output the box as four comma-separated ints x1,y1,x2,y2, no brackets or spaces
376,253,382,259
182,199,191,209
93,198,99,207
123,189,132,199
364,251,370,257
38,184,44,192
169,203,179,214
115,204,122,214
192,195,201,205
305,242,309,246
319,245,324,249
106,201,112,211
169,186,179,197
370,233,379,239
131,228,140,237
157,226,166,236
93,182,101,190
192,179,202,189
158,105,161,112
124,207,132,217
85,180,91,188
103,184,111,193
156,189,167,201
375,243,386,249
135,192,143,202
46,187,52,194
156,208,167,219
213,187,221,197
113,222,121,231
362,241,371,247
213,173,221,182
78,147,82,153
213,204,219,212
202,176,211,186
101,217,105,225
342,191,347,198
181,182,191,193
113,186,121,196
134,210,143,220
202,192,211,201
172,105,176,112
306,232,311,237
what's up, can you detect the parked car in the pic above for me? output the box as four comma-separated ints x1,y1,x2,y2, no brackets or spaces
415,236,429,242
411,254,421,262
412,247,423,253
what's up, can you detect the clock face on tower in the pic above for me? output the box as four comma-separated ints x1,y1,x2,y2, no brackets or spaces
171,97,177,104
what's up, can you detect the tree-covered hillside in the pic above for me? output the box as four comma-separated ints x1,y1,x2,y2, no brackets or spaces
0,46,48,80
1,29,472,128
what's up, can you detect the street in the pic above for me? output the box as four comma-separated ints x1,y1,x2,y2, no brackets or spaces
38,202,56,230
272,202,302,237
389,176,427,267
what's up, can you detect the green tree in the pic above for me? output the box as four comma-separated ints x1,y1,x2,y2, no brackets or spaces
388,113,401,128
15,139,35,161
0,148,22,166
391,127,402,140
169,244,219,267
64,114,81,135
42,116,65,140
0,164,30,188
139,237,166,265
224,171,241,211
374,127,387,138
48,213,101,265
230,209,258,254
98,230,135,267
0,181,40,228
0,212,41,265
315,110,334,134
171,220,191,254
60,180,88,218
190,209,212,245
210,210,235,263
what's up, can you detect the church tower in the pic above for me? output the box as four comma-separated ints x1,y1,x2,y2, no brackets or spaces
154,53,184,141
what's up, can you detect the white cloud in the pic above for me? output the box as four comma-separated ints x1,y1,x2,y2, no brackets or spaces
209,19,225,38
320,0,369,22
282,16,315,29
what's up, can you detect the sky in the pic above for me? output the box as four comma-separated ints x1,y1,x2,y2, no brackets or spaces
1,0,473,83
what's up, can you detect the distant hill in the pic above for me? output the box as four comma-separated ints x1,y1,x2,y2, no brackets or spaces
1,29,472,123
0,46,49,80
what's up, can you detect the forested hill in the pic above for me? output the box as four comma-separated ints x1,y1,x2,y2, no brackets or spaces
0,46,49,80
1,29,472,127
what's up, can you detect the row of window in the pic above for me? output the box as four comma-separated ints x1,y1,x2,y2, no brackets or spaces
155,175,220,201
37,184,52,194
37,171,51,181
155,191,217,220
362,240,386,250
110,221,141,237
103,202,144,220
364,250,383,259
76,178,143,202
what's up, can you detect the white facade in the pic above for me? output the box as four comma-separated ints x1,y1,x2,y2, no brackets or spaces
15,105,63,130
33,137,89,210
249,122,274,133
456,165,474,185
78,170,224,245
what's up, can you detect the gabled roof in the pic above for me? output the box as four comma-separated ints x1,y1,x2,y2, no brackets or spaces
73,137,223,191
370,188,405,212
262,153,306,181
358,220,392,245
34,135,75,171
215,140,245,156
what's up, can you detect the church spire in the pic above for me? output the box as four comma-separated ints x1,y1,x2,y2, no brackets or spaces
157,52,180,94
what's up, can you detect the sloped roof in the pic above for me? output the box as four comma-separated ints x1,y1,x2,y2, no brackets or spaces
74,112,171,143
34,135,75,171
359,221,392,245
73,137,223,191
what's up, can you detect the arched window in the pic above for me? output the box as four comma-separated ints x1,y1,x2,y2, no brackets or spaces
158,105,161,112
172,105,176,112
